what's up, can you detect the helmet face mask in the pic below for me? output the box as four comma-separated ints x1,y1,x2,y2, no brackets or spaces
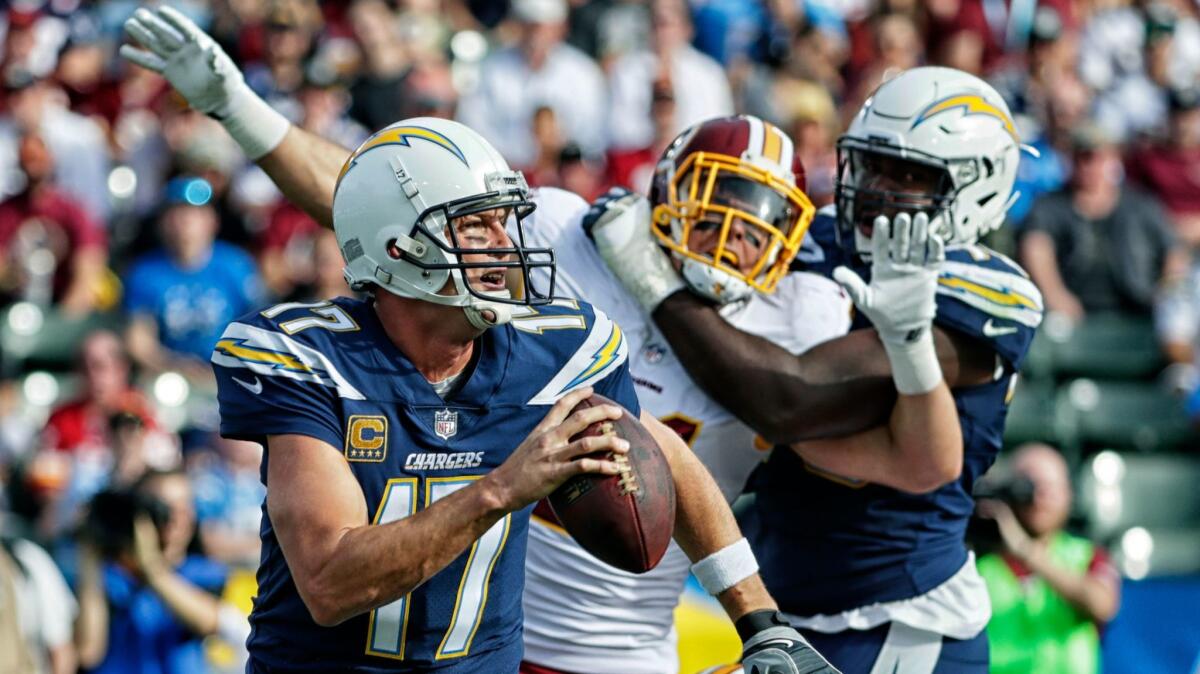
834,138,958,249
400,187,556,307
650,116,816,304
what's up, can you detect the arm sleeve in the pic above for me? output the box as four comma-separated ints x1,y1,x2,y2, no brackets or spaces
212,322,345,450
935,250,1046,372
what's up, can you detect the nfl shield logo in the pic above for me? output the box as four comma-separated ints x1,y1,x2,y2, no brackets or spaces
434,409,458,440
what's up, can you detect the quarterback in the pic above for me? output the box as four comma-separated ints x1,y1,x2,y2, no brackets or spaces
121,7,837,674
592,68,1045,672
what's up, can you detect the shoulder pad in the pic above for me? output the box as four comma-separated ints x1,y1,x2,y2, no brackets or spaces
936,245,1044,370
211,300,367,400
521,187,591,250
515,299,630,405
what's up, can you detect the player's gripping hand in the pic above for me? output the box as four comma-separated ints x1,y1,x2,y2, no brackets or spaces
120,6,287,159
485,387,630,511
832,212,945,395
738,611,840,674
584,187,685,313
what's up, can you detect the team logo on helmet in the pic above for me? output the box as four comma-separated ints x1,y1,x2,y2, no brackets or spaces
911,94,1018,142
338,125,469,184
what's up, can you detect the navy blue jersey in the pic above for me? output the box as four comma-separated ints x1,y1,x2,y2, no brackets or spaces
211,297,637,673
751,210,1044,615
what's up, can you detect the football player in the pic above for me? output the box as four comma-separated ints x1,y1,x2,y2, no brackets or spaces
121,7,839,674
520,116,962,674
119,8,969,673
590,67,1045,672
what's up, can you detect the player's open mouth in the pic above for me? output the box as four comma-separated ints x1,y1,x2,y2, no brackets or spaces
477,270,506,290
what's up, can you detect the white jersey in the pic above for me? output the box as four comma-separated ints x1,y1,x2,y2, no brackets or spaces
517,188,852,674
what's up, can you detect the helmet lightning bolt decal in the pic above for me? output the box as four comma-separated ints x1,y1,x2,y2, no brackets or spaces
337,125,469,184
912,95,1018,142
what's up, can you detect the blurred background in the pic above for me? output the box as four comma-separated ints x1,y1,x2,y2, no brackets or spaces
0,0,1197,672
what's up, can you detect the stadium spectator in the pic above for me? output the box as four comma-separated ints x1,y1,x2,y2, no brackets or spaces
245,0,323,123
977,443,1120,674
75,470,239,674
189,435,265,568
1086,3,1200,142
34,331,175,538
458,0,608,166
123,177,264,387
0,133,107,314
1020,122,1187,321
40,409,161,543
0,77,111,223
296,74,369,152
1004,73,1089,228
605,75,677,193
1127,87,1200,246
775,78,840,206
41,331,161,458
345,0,411,132
0,524,77,674
607,0,733,153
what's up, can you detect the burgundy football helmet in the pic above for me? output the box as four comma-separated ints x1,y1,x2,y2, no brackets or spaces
649,115,814,303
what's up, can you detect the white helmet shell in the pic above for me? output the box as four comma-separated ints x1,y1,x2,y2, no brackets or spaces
837,66,1021,248
333,117,554,329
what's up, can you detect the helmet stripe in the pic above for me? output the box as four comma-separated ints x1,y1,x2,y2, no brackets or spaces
762,121,783,163
744,116,764,163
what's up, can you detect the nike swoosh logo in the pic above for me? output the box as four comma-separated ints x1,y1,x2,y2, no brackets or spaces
982,319,1018,337
232,376,263,395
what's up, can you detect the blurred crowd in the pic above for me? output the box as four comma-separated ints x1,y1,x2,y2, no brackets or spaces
0,0,1199,672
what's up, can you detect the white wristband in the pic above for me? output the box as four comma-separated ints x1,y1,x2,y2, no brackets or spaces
691,538,759,596
882,328,943,395
218,87,290,161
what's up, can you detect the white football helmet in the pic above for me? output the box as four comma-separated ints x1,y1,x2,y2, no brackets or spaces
836,66,1021,253
333,117,555,329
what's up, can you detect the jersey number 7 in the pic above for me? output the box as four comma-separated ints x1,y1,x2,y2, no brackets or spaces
365,476,512,661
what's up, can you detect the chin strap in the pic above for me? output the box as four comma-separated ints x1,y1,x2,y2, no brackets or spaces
463,300,512,331
679,256,755,305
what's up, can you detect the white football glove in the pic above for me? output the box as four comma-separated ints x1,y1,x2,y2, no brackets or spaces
120,6,288,159
833,212,945,395
583,187,685,313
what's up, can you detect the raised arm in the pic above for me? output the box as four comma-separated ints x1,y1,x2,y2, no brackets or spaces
120,6,347,228
256,126,349,228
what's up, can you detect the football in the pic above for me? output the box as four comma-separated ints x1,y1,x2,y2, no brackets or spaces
546,393,676,574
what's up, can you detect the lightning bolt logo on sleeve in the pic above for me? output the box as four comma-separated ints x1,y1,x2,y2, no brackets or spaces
211,322,367,400
527,309,630,405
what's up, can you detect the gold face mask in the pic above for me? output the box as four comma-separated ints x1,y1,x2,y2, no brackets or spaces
652,150,816,294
